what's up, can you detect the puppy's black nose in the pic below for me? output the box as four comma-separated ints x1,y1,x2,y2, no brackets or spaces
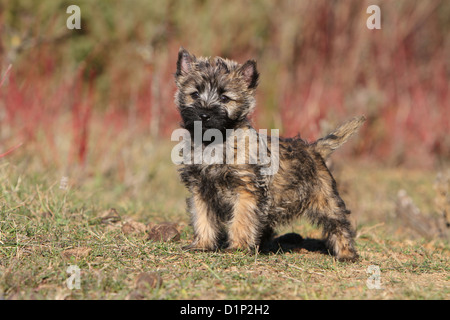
200,114,210,121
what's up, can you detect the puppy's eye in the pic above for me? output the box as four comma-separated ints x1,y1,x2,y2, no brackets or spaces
190,92,200,100
220,95,231,103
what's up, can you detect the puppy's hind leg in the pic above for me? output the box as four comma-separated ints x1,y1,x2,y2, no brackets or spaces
308,192,359,262
321,208,358,262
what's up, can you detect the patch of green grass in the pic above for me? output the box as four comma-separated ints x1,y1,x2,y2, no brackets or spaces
1,148,449,300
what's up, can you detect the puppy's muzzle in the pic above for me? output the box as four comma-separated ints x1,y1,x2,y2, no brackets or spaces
200,114,211,122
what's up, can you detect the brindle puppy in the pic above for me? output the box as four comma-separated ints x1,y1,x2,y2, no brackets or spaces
174,48,365,261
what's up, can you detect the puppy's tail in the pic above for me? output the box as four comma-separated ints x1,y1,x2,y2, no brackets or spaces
313,116,366,159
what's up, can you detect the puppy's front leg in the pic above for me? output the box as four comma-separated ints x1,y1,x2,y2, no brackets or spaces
227,190,262,251
184,193,220,251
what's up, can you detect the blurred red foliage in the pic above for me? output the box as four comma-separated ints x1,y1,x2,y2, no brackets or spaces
0,1,448,168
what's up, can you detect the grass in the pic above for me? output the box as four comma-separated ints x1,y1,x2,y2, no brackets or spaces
0,142,448,300
0,0,448,301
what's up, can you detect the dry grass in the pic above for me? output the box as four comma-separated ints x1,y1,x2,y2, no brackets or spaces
0,140,448,300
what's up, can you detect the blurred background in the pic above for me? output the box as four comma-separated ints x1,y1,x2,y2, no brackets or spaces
1,0,448,167
0,1,449,235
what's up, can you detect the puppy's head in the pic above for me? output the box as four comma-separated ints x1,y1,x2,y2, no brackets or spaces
174,48,259,134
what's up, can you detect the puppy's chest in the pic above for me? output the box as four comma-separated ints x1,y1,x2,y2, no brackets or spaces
180,163,267,192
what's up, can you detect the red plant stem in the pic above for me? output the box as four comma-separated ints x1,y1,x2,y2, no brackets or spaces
0,64,12,87
0,143,23,158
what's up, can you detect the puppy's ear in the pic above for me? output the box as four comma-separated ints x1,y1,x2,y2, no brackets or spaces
176,47,196,77
238,60,259,89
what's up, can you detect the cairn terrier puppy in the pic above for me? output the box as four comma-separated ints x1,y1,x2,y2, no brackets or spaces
174,48,365,261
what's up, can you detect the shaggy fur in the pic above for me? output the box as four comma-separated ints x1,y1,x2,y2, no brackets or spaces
174,48,365,261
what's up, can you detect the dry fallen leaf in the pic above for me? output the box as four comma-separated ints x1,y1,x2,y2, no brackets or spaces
99,208,121,224
147,223,181,242
127,272,163,300
61,247,92,260
122,220,147,235
135,272,163,290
